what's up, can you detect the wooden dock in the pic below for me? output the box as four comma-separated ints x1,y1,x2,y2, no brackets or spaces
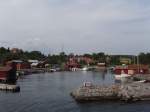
0,84,20,92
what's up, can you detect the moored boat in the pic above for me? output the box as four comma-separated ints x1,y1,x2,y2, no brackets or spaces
82,67,88,71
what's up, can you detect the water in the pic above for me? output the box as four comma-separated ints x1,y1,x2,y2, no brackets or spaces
0,71,150,112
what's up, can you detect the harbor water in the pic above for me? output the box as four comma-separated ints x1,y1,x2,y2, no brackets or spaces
0,71,150,112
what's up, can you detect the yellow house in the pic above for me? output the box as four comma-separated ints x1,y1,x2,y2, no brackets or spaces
120,58,132,64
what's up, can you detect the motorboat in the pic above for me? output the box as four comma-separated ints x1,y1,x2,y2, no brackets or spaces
82,67,88,71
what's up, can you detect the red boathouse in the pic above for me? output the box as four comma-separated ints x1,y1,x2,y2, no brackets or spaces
0,62,17,84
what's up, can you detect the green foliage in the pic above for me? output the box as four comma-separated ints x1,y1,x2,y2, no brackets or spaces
47,52,67,65
79,60,87,66
1,46,150,66
110,55,121,65
0,47,46,64
83,54,92,58
24,51,45,60
139,53,150,65
92,52,105,63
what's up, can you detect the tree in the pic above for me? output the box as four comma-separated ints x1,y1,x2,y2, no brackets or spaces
59,52,67,63
26,51,45,60
92,52,106,63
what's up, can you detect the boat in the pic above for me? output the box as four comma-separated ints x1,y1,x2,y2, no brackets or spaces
82,67,88,71
50,69,57,72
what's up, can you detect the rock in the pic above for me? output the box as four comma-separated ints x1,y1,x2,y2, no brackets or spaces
71,82,150,102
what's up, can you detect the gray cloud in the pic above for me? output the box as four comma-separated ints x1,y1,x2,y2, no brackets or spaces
0,0,150,54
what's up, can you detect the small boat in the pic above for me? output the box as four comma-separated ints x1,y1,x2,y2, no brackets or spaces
115,70,131,80
134,80,146,83
82,67,88,71
50,69,57,72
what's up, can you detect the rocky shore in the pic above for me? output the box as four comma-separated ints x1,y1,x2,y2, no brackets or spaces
71,81,150,102
133,74,150,82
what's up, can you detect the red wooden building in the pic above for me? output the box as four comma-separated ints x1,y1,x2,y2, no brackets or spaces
0,67,12,81
6,60,31,70
65,56,81,70
114,64,149,75
0,62,17,84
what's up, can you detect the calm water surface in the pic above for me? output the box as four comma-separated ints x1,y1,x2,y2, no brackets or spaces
0,71,150,112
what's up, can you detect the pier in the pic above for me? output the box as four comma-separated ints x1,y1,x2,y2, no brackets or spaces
0,84,20,92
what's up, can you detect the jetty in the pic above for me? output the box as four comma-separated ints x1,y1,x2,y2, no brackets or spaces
0,84,20,92
71,82,150,102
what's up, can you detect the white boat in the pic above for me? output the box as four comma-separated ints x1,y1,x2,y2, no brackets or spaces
50,69,57,72
134,80,146,83
82,67,88,71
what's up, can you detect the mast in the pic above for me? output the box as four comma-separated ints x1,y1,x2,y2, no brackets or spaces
61,44,64,53
134,55,136,64
137,55,140,74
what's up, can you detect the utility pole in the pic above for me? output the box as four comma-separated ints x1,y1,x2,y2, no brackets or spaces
61,44,64,53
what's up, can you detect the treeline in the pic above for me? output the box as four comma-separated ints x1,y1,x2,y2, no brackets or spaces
0,47,107,65
0,47,45,64
0,47,150,65
139,53,150,65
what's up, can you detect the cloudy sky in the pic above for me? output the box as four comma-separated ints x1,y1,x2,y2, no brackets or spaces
0,0,150,54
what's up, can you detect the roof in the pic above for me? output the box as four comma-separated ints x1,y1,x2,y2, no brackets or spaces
0,66,12,72
128,64,149,69
98,63,106,65
12,60,23,63
115,64,149,70
28,60,39,63
31,63,39,66
6,60,23,64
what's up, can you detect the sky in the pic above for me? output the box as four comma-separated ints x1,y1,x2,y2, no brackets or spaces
0,0,150,55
